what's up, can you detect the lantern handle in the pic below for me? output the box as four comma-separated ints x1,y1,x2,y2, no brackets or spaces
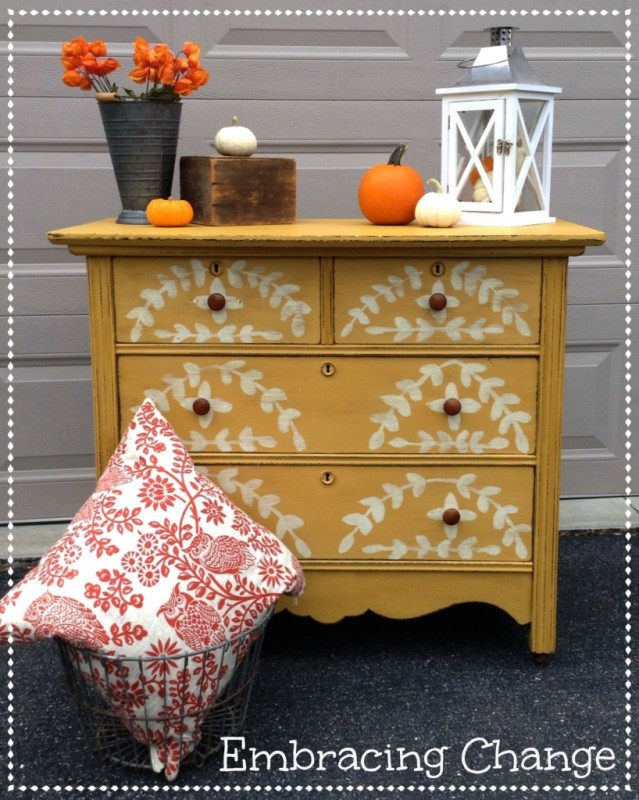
456,55,510,70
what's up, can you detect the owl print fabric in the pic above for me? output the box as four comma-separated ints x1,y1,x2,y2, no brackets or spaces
0,399,305,780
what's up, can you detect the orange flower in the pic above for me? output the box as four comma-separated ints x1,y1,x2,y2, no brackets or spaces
173,66,209,95
132,37,151,59
183,41,201,66
173,56,189,73
173,67,209,97
62,36,89,58
60,34,209,99
95,57,120,76
61,36,89,69
83,55,120,76
61,36,119,93
87,39,108,58
130,39,175,85
173,78,193,96
61,69,92,90
129,37,152,83
156,50,178,86
189,67,209,88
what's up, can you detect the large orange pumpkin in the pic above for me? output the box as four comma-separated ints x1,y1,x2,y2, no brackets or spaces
358,144,424,225
146,197,194,227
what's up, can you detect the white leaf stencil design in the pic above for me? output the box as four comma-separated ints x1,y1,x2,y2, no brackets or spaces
369,358,532,454
341,265,424,338
124,258,312,343
213,467,311,558
341,259,532,342
341,472,531,561
137,360,306,452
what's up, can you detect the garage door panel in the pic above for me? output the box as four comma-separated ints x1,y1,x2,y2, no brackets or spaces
3,5,633,521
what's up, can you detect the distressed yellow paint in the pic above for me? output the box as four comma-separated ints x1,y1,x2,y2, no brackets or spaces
49,218,606,655
334,257,542,345
118,354,538,456
113,255,322,345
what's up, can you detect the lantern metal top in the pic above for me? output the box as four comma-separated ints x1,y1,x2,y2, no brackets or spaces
488,26,517,46
451,26,553,90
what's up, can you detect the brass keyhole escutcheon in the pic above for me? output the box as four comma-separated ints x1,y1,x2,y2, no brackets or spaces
321,362,336,377
431,261,446,277
321,471,335,486
209,261,223,276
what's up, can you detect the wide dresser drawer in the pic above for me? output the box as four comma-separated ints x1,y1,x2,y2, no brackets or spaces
119,355,538,455
335,257,542,345
113,256,322,344
200,463,534,563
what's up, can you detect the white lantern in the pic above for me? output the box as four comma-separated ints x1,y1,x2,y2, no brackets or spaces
436,27,561,226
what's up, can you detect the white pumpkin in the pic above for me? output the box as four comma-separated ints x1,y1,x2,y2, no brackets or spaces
473,145,527,205
214,116,257,157
473,173,492,203
414,179,462,228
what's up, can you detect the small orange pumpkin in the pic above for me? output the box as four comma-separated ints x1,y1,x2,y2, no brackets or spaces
469,156,494,186
358,144,424,225
146,197,194,227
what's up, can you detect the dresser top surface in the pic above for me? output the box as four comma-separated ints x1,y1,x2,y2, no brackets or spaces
48,218,606,254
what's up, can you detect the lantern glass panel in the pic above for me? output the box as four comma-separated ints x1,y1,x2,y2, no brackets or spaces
513,98,552,214
448,99,504,208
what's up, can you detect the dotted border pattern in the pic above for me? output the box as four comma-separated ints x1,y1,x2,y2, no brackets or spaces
624,4,634,797
4,6,633,796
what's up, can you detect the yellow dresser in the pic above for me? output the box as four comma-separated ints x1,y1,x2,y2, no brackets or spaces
49,218,605,654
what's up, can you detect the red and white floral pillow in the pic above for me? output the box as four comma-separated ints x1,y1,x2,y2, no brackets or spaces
0,399,305,780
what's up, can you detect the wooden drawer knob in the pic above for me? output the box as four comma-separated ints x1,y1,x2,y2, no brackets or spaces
207,292,226,311
442,508,461,526
428,292,448,311
443,398,462,416
192,398,211,416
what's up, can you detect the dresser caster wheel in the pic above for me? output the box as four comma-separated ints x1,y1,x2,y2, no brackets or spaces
533,653,551,665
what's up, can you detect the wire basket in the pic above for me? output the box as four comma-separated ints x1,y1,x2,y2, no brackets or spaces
56,609,272,774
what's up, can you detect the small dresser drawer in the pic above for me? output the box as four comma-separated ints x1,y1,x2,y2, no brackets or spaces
119,354,537,455
113,256,321,344
334,257,541,345
201,463,534,563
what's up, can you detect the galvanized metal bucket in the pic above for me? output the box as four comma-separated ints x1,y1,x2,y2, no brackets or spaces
99,99,182,224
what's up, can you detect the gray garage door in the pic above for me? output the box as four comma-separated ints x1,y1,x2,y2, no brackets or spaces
1,0,635,521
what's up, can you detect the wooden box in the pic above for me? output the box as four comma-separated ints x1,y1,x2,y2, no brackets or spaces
180,156,296,226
